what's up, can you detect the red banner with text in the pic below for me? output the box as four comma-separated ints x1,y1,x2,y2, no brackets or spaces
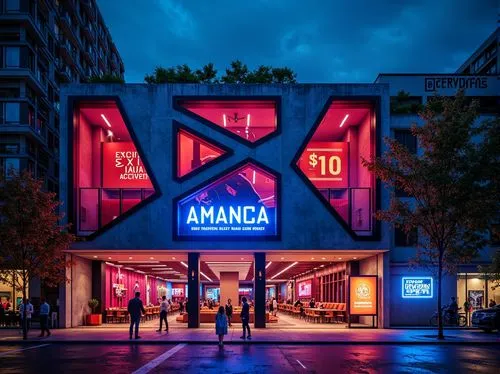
102,142,152,188
298,141,348,189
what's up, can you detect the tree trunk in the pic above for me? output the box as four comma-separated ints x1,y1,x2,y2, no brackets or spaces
22,285,27,340
437,248,444,340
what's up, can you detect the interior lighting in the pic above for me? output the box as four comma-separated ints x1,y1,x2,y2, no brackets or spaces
101,114,112,128
223,114,227,127
200,272,212,282
180,261,188,268
266,261,272,269
271,262,298,280
339,114,349,128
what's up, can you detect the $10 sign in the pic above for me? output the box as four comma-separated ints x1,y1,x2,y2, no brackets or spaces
299,142,348,188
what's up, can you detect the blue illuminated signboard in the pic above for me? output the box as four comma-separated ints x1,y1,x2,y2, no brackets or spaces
176,162,279,238
402,277,433,298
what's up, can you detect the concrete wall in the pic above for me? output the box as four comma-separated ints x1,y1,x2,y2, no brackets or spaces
60,254,92,327
389,265,456,326
219,272,239,306
358,254,388,327
60,83,392,252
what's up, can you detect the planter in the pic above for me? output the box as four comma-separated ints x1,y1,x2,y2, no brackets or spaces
86,314,102,326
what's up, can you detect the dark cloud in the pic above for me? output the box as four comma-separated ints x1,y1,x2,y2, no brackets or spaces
97,0,497,83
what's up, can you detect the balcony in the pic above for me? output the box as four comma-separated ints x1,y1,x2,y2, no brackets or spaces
0,11,48,47
81,0,96,22
55,58,72,83
81,22,95,43
0,68,47,95
58,38,78,68
59,12,82,49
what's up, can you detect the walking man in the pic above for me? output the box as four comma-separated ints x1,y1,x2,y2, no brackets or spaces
225,298,233,327
127,292,146,339
19,298,33,333
39,298,51,337
157,295,169,333
240,296,251,340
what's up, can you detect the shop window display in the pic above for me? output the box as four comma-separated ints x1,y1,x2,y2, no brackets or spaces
175,99,278,144
295,100,377,236
175,125,230,179
73,101,156,236
175,162,279,239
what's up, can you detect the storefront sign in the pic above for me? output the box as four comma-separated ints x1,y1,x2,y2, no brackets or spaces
172,288,184,297
402,277,433,298
102,142,152,188
299,142,348,188
176,164,278,238
424,76,488,92
349,276,377,315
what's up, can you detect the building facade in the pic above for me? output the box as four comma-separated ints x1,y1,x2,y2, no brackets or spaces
0,0,123,310
456,27,499,76
59,77,498,329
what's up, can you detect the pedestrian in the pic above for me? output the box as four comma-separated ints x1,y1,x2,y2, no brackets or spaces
39,298,51,337
157,295,169,333
0,302,5,327
215,306,228,347
269,298,274,315
272,297,278,317
127,291,146,340
225,298,233,327
489,299,496,308
19,298,33,332
240,296,251,340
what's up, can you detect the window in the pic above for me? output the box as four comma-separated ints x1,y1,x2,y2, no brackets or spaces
5,47,20,67
0,144,20,154
5,0,20,12
395,227,418,247
0,158,20,179
5,102,20,123
394,129,417,154
0,87,20,98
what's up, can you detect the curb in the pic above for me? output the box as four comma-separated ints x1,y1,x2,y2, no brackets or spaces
0,340,498,346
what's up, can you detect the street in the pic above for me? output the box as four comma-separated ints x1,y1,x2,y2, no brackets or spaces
1,344,499,373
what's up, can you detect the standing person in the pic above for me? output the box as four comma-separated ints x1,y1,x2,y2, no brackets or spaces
215,306,228,347
225,299,233,327
309,298,315,308
272,297,278,317
240,296,251,340
127,292,146,340
157,296,169,333
489,299,496,308
179,299,184,314
39,298,51,337
19,298,33,332
463,298,472,326
269,298,274,316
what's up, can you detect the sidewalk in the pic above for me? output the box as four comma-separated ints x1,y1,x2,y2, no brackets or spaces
1,325,498,345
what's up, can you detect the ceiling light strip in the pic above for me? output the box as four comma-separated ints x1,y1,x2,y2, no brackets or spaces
271,262,298,280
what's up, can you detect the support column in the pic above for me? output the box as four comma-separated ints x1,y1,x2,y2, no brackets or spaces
220,272,239,307
254,252,266,328
91,261,106,314
187,253,200,328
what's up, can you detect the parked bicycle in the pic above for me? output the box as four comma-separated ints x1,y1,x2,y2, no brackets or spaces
429,304,467,327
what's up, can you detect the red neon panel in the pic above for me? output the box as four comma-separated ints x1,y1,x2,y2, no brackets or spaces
177,129,226,178
177,100,277,143
296,101,375,235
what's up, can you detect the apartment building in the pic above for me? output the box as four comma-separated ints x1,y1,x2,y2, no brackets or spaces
0,0,124,197
456,27,499,76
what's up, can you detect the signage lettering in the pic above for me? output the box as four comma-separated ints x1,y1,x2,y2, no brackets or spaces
102,142,152,188
402,277,433,298
186,205,269,225
349,276,377,315
424,76,488,92
299,142,348,189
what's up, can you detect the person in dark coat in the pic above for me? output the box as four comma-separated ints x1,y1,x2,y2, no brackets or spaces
127,292,146,339
225,299,233,327
240,297,251,340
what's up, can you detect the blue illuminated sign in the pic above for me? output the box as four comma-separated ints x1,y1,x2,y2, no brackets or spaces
176,163,278,238
402,277,433,298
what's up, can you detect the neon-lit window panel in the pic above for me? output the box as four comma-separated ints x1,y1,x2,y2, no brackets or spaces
176,162,278,238
177,128,227,178
176,99,278,143
296,101,376,236
74,101,157,236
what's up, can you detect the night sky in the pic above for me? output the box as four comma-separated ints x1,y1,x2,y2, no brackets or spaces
97,0,497,83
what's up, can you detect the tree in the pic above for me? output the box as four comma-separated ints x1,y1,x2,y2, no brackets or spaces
362,92,500,339
479,250,500,290
0,171,74,339
144,60,297,84
87,73,125,84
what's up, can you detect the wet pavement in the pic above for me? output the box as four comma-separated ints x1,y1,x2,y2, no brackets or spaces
0,344,499,373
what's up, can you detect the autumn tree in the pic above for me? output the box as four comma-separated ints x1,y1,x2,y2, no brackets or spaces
144,60,296,84
362,92,500,339
0,171,74,339
479,250,500,290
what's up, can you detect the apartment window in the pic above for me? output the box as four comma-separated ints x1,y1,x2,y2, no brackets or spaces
0,32,20,41
0,87,20,98
0,144,20,154
5,47,20,67
395,227,418,247
3,102,21,123
394,129,417,154
0,158,20,179
5,0,20,12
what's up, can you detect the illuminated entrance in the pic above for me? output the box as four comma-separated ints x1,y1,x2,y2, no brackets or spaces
66,250,386,330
